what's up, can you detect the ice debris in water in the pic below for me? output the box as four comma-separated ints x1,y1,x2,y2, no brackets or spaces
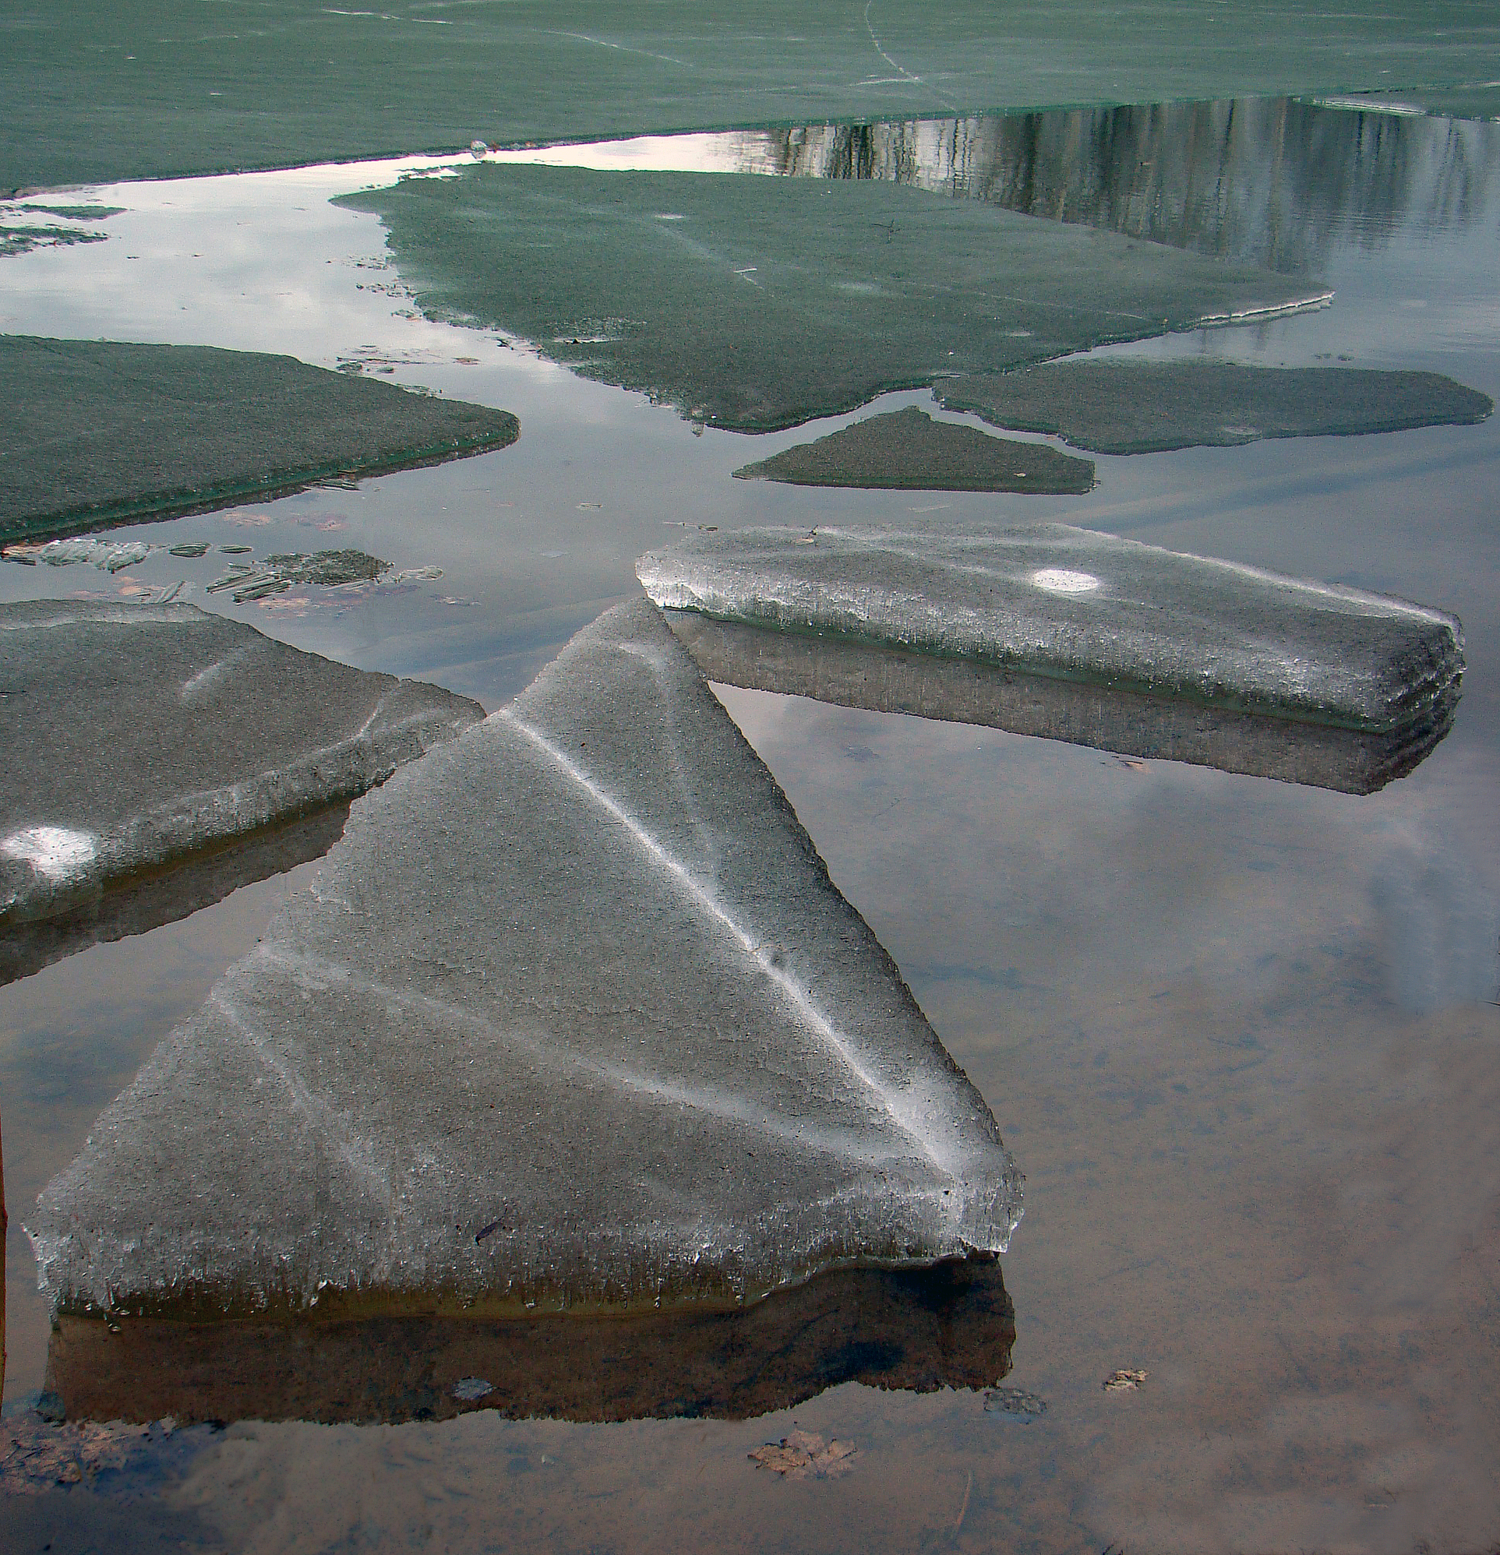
637,523,1464,793
31,598,1022,1319
12,535,155,572
0,599,483,977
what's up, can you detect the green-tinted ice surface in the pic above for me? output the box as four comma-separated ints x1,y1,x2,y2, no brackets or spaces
0,336,519,544
939,362,1494,455
340,166,1317,433
733,408,1095,494
0,228,108,260
3,2,1499,190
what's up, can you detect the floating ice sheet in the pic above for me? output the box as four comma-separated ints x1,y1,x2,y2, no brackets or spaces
0,600,483,982
4,5,1499,189
0,336,519,544
31,599,1021,1322
938,362,1493,454
732,408,1094,494
338,165,1322,431
638,525,1464,793
44,1256,1013,1426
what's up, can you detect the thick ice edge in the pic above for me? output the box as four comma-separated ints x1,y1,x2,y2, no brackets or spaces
636,524,1464,734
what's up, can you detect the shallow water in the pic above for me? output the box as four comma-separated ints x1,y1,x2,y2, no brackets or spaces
3,99,1500,1551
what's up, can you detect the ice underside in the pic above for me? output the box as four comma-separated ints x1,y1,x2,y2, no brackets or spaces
0,337,519,544
636,524,1464,734
32,599,1022,1319
0,601,483,943
44,1258,1016,1425
732,408,1096,494
3,2,1498,189
938,361,1493,455
337,164,1322,432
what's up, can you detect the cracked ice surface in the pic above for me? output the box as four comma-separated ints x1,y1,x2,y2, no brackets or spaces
31,598,1021,1318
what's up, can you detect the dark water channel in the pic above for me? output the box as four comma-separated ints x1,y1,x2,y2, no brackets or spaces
2,98,1499,1551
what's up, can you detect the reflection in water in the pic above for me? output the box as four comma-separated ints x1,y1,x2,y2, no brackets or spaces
667,612,1458,795
0,802,350,987
760,99,1500,270
44,1256,1012,1426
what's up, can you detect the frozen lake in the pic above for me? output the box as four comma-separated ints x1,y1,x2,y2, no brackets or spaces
2,95,1499,1552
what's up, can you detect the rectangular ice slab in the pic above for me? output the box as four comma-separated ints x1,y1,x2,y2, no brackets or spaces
31,599,1021,1322
1,600,483,982
638,525,1464,793
0,336,519,544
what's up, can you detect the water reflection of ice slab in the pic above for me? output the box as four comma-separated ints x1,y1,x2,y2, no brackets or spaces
638,525,1464,795
44,1255,1012,1426
31,600,1021,1325
0,601,482,984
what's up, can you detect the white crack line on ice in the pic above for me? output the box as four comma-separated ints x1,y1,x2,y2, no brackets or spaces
213,984,394,1206
498,708,952,1170
862,0,957,110
264,945,916,1167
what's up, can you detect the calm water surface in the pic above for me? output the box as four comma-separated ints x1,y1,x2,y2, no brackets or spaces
2,100,1499,1552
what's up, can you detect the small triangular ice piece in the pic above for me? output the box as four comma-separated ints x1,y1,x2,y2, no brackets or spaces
33,599,1020,1319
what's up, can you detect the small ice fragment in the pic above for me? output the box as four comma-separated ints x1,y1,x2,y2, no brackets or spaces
1030,567,1099,595
470,140,488,157
2,825,97,882
451,1377,494,1401
983,1386,1048,1420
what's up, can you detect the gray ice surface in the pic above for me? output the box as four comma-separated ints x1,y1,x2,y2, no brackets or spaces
637,525,1464,739
0,336,519,543
938,362,1493,454
732,407,1095,494
0,600,483,977
31,599,1021,1320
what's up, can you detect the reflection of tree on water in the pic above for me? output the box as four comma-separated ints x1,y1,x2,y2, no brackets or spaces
762,99,1498,271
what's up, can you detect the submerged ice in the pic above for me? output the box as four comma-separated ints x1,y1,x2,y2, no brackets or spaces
31,600,1021,1320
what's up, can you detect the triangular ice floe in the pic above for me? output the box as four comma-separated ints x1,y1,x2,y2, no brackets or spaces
32,599,1021,1320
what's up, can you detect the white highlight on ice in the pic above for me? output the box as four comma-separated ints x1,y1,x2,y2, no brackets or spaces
497,708,949,1169
1,825,97,882
1030,567,1101,595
